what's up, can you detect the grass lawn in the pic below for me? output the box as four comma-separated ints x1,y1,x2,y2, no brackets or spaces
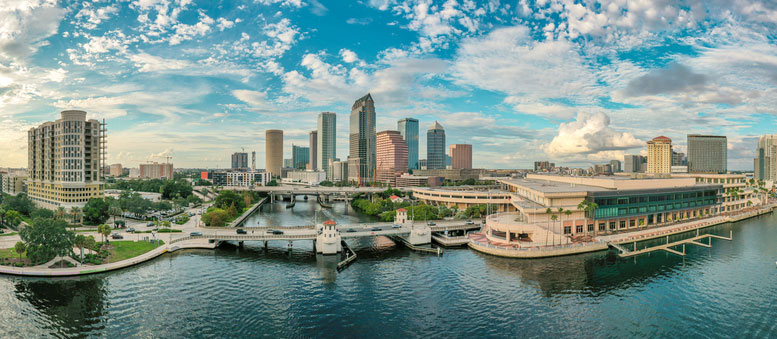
104,240,164,263
0,248,25,260
0,232,19,237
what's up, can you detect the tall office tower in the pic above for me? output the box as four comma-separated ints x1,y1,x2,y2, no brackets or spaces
671,151,686,166
348,94,376,184
231,152,248,170
647,136,672,174
376,130,408,185
449,144,472,169
251,151,256,171
397,118,419,171
309,131,318,170
292,145,310,169
755,134,777,181
266,130,283,178
623,155,646,173
426,121,446,169
27,110,105,209
317,112,337,176
687,135,727,174
609,160,621,173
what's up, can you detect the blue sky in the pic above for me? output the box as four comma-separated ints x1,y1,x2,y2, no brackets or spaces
2,0,777,170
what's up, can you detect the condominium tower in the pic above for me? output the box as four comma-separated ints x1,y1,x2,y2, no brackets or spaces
317,112,337,176
348,94,376,184
449,144,472,169
27,110,105,209
755,134,777,181
647,136,672,174
397,118,419,171
687,135,727,174
623,155,646,173
231,152,248,170
139,162,174,179
376,130,408,186
266,130,283,178
426,121,446,169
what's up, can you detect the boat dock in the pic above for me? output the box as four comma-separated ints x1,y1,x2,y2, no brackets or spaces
610,229,733,258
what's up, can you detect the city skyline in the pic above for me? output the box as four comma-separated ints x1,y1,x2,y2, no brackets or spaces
2,1,777,170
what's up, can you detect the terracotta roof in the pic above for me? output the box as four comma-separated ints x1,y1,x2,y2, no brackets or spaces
323,220,336,225
652,136,671,141
389,195,400,199
396,208,407,212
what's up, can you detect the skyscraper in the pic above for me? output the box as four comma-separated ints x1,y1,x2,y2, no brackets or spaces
309,131,318,170
687,135,727,174
317,112,336,176
376,130,408,186
266,130,283,178
348,94,376,184
231,152,248,170
397,118,419,171
647,136,672,174
623,155,646,173
449,144,472,169
755,134,777,181
426,121,446,169
292,145,310,169
27,110,105,209
609,160,621,173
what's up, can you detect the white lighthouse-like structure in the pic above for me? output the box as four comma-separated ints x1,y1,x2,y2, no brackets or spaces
316,220,342,255
396,208,431,245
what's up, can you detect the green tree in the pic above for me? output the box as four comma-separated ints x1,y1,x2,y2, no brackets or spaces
31,208,55,220
85,236,97,252
14,241,25,261
108,203,123,225
214,190,246,211
56,207,66,220
550,214,558,246
5,210,22,228
83,199,110,225
97,224,112,243
74,234,87,262
70,206,81,224
19,218,75,264
577,199,599,236
4,193,35,216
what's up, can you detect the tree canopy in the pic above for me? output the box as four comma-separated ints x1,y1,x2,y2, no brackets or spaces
83,198,110,225
19,218,75,264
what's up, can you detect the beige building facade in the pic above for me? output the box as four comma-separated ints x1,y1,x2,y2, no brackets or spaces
139,162,174,179
266,129,283,178
647,136,672,174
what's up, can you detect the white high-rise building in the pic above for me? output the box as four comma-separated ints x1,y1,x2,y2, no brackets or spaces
27,110,105,209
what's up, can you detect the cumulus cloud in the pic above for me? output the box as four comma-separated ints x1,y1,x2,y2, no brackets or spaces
0,1,65,62
339,49,359,63
543,112,643,160
232,89,275,111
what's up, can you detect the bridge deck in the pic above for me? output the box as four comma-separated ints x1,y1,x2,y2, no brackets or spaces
612,231,733,258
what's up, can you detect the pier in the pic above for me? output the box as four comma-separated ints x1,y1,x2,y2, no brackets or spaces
610,230,734,258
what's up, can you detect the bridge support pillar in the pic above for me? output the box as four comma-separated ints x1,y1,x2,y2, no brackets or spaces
288,240,293,252
264,241,268,251
239,241,244,248
405,223,432,246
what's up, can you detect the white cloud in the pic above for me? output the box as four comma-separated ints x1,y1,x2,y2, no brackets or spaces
75,3,119,30
216,17,242,31
339,49,359,63
0,0,65,62
232,89,275,111
543,111,643,160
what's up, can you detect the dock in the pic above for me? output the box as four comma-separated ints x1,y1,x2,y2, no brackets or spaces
431,234,470,247
610,230,733,258
389,235,443,255
337,241,357,271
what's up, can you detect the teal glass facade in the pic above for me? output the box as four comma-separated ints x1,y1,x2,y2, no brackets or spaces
591,187,720,219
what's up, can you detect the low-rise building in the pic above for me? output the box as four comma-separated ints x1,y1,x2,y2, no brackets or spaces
412,168,485,182
109,163,123,177
212,171,270,187
395,174,442,187
1,171,27,196
328,159,348,182
412,186,513,212
285,170,327,185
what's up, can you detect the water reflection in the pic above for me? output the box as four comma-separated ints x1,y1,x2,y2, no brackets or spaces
243,199,379,227
13,277,106,336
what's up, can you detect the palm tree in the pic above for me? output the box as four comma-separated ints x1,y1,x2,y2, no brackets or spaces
56,207,66,220
0,206,6,227
545,208,552,246
75,234,86,262
564,210,572,243
14,241,25,262
550,214,558,246
557,207,564,242
578,199,599,236
109,203,122,226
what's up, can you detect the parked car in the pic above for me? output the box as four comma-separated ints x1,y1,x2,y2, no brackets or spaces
190,232,203,237
346,228,357,232
371,227,382,231
236,229,247,235
126,228,136,233
465,220,474,225
427,221,436,226
111,233,124,240
147,222,155,227
392,224,402,229
272,230,284,235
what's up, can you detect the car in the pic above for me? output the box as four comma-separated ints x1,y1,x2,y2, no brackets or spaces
427,221,436,226
147,222,155,227
465,220,474,225
265,229,275,233
371,227,382,231
190,232,203,237
236,229,247,234
126,228,136,233
392,224,402,229
111,233,124,240
346,228,357,232
272,230,284,235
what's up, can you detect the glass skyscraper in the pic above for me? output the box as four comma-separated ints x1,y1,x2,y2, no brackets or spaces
292,145,309,169
348,93,376,184
426,121,446,169
397,117,419,171
317,112,337,176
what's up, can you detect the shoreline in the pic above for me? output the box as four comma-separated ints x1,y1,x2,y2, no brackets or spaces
1,205,773,277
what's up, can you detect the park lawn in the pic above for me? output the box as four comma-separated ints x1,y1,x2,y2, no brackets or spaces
103,240,164,263
0,232,19,237
0,248,26,260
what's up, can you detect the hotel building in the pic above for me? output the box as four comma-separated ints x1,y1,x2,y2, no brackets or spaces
647,136,672,174
375,130,408,186
27,110,105,209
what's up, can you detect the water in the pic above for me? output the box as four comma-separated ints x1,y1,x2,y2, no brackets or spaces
2,208,777,338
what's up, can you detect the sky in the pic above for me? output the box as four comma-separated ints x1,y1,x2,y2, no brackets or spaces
1,0,777,170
